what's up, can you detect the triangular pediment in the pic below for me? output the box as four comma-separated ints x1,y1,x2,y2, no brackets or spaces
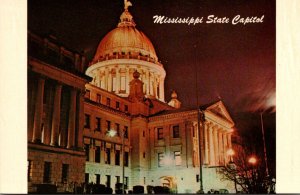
206,101,234,125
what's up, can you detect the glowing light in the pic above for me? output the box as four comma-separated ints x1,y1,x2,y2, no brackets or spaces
107,129,117,137
227,148,235,156
162,154,173,166
248,156,257,165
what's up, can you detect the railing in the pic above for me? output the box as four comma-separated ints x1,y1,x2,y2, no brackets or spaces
90,53,163,67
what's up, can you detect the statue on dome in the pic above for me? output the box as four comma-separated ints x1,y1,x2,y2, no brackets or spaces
124,0,132,10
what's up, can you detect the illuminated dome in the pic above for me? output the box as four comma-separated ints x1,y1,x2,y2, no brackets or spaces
92,10,158,63
86,3,166,102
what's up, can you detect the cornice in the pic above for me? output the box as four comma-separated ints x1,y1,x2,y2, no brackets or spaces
85,98,131,119
28,142,85,157
149,110,198,122
86,58,166,77
28,57,91,89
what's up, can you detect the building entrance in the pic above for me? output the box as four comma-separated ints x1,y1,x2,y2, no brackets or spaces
159,176,177,192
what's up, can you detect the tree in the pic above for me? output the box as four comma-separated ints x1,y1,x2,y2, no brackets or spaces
218,146,275,193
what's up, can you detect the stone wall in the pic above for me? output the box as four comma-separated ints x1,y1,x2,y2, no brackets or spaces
28,146,85,193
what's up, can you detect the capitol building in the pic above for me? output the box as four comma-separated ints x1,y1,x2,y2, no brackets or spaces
27,1,236,193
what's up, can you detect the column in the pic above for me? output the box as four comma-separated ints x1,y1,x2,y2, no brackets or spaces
209,126,215,166
108,68,112,92
50,83,62,146
116,67,120,93
77,90,85,149
152,76,157,98
218,131,224,165
146,70,150,95
213,127,219,165
67,88,77,148
159,77,165,102
149,73,153,96
204,123,209,164
105,68,109,91
142,70,146,93
126,68,130,94
227,133,232,150
32,77,45,143
223,133,228,163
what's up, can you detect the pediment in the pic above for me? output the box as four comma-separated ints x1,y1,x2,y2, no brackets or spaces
206,101,234,125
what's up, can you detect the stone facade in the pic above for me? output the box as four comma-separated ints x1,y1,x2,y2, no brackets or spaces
27,32,91,193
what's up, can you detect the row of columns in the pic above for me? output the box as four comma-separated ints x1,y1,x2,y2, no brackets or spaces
203,123,232,166
30,76,84,149
93,67,165,101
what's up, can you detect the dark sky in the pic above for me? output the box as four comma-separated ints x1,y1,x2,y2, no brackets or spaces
28,0,276,175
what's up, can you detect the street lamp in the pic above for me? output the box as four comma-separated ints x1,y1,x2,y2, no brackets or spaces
107,129,126,194
248,156,257,165
248,156,257,193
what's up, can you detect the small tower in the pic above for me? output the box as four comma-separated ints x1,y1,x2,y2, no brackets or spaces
128,70,145,102
168,90,181,109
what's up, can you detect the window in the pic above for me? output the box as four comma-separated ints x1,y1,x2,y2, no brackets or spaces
120,76,126,92
96,94,101,103
85,89,90,99
144,177,146,185
106,98,111,106
84,114,90,128
85,173,89,183
85,144,90,161
95,117,101,131
115,150,120,165
106,120,111,131
116,101,120,110
96,174,101,184
116,176,120,184
157,128,163,140
173,125,180,138
124,126,128,139
174,151,182,166
116,123,120,136
106,175,111,187
124,152,129,167
95,146,101,163
158,153,164,167
61,164,69,182
43,162,51,183
124,105,128,112
143,152,146,158
105,148,111,164
28,160,33,181
143,131,145,137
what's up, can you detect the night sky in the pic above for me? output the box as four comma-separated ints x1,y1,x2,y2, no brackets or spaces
28,0,276,176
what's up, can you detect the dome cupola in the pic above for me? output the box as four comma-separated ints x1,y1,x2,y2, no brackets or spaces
86,0,166,102
91,5,158,63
